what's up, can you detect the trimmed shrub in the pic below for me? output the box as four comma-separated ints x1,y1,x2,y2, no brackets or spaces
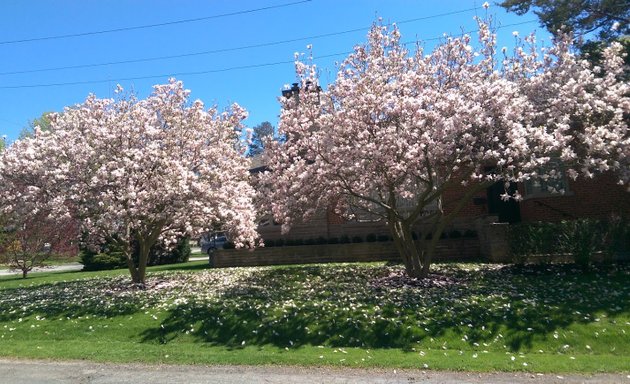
351,235,364,243
508,218,629,266
340,235,351,244
80,249,125,271
366,234,377,242
81,236,191,270
148,236,190,266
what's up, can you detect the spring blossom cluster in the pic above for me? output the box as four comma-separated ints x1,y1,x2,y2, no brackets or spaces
263,19,629,277
0,79,258,284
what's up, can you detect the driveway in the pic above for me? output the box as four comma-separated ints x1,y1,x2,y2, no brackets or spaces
0,359,627,384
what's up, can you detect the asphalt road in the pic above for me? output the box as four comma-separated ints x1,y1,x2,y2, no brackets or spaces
0,359,628,384
0,249,208,276
0,262,84,276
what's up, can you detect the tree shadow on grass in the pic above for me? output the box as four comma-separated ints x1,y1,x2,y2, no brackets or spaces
0,262,214,321
0,275,154,321
140,262,630,352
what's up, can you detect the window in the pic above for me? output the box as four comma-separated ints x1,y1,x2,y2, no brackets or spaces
523,160,571,198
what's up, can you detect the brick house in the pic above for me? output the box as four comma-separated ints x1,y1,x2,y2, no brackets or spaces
203,162,629,268
255,166,630,244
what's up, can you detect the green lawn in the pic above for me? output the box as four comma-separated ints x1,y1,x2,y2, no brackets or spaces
1,261,629,372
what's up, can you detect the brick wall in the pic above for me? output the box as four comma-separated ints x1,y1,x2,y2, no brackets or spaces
442,183,487,218
211,238,480,268
255,173,628,246
519,172,630,222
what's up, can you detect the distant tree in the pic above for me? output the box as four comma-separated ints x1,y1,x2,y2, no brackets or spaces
500,0,630,78
19,112,54,139
0,211,79,278
499,0,629,44
248,121,275,157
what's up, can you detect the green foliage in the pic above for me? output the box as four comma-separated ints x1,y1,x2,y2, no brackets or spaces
499,0,629,44
20,112,54,139
352,235,364,243
80,247,126,272
247,121,274,157
81,237,191,271
508,218,630,265
146,237,191,266
582,37,630,79
500,0,630,80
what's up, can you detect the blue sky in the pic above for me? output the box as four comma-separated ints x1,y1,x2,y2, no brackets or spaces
0,0,541,142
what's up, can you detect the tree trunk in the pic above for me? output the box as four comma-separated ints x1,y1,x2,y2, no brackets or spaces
122,222,165,286
22,269,28,279
125,252,142,285
388,217,428,279
125,244,150,287
137,240,150,286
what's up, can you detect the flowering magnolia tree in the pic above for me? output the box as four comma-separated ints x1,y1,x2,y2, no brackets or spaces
263,18,629,278
0,79,259,285
0,211,78,278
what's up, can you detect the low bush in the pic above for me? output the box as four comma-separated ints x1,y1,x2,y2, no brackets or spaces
377,234,390,242
81,236,191,271
80,247,125,271
148,237,190,266
508,217,630,267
